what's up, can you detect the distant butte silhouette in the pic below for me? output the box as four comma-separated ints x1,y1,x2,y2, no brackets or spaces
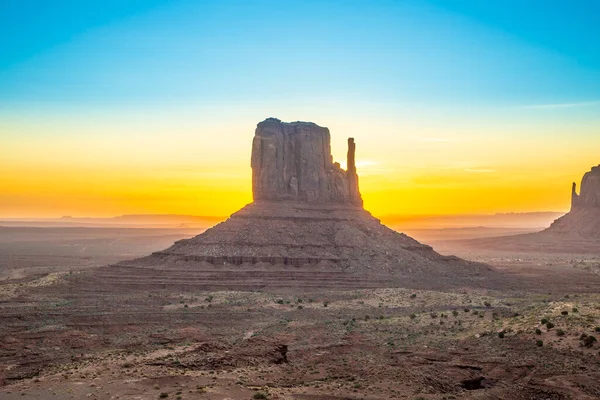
105,118,494,290
547,164,600,237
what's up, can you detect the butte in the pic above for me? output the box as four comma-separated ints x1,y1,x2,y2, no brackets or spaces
546,164,600,237
91,118,494,291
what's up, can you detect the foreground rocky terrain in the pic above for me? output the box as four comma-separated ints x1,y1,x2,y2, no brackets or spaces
2,265,600,399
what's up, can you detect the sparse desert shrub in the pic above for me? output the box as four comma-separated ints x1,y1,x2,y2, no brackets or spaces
541,318,549,324
464,308,470,313
595,327,600,332
410,293,417,299
556,329,565,336
572,307,578,313
410,313,417,320
535,328,542,335
546,322,555,329
498,332,505,338
205,295,213,303
364,315,370,321
323,301,329,307
452,310,459,317
184,304,188,308
536,340,543,347
582,335,597,348
276,299,284,304
297,305,303,309
561,311,568,316
253,393,268,399
297,298,302,303
472,310,479,315
159,393,168,399
484,301,491,308
430,312,438,319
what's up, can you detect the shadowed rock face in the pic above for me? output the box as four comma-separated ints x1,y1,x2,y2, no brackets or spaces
571,165,600,209
548,164,600,237
251,118,362,206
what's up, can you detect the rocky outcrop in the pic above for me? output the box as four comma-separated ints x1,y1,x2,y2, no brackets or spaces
251,118,362,206
115,117,495,290
547,165,600,238
571,165,600,209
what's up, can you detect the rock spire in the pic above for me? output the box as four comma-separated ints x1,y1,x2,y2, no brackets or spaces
571,165,600,209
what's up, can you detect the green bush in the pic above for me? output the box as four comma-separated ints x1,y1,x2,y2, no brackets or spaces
410,293,417,299
561,311,568,316
556,329,565,336
410,313,417,319
159,393,168,399
452,310,459,317
541,318,549,324
498,332,505,338
536,340,543,347
546,322,555,329
253,393,268,399
535,328,542,335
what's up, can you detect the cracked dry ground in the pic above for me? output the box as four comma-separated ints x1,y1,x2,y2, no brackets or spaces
2,274,600,400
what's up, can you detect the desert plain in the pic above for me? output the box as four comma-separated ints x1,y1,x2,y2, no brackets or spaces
1,221,599,400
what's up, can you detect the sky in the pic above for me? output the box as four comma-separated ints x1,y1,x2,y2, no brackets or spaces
1,0,599,218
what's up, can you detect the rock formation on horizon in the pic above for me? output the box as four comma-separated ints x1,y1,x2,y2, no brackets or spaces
108,118,493,290
570,165,600,210
251,118,362,206
547,164,600,237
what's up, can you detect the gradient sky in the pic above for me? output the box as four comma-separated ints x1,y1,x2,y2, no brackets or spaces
1,0,599,218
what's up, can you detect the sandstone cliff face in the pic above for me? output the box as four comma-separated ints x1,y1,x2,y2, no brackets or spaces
571,165,600,209
547,164,600,237
251,118,362,206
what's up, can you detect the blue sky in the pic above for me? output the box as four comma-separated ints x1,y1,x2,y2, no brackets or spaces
1,0,599,111
1,0,600,217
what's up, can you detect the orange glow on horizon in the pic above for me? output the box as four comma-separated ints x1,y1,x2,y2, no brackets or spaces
2,111,599,219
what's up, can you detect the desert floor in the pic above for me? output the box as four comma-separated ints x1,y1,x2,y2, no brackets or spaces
1,226,600,399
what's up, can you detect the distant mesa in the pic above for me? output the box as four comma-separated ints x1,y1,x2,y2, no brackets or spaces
570,165,600,210
103,118,494,290
548,164,600,237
